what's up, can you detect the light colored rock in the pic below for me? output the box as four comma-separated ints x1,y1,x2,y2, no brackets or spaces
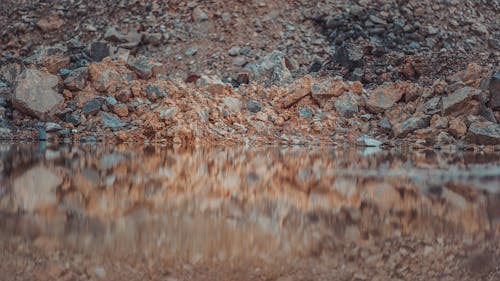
13,69,64,120
13,165,62,212
244,51,292,87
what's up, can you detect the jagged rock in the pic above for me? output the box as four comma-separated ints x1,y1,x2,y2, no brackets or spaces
12,69,63,120
244,51,292,87
64,67,88,91
335,92,359,118
82,98,102,115
467,122,500,145
366,84,404,113
88,63,123,93
88,42,110,62
393,116,431,138
449,118,467,138
418,96,441,115
127,56,164,79
99,112,126,129
442,86,483,116
334,45,363,70
488,70,500,110
311,80,347,107
104,27,127,43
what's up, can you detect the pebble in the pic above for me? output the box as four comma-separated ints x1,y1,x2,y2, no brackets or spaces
185,47,198,56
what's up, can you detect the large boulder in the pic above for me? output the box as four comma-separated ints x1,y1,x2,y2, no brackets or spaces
12,69,64,120
244,51,292,87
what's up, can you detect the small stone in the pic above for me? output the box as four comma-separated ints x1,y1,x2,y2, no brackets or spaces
65,113,80,126
334,45,363,70
228,46,240,56
357,135,382,147
113,104,128,117
88,63,123,93
418,96,442,115
409,41,420,49
369,15,387,25
104,27,126,42
380,117,392,131
127,56,164,79
45,122,62,132
13,69,64,120
335,92,359,118
222,97,242,112
299,108,313,119
143,33,162,46
393,116,431,138
236,72,250,85
232,56,247,67
0,127,13,140
185,47,198,56
246,99,262,113
99,112,126,129
467,122,500,145
64,67,88,91
159,108,177,121
449,118,467,138
82,98,102,116
192,7,208,21
88,42,110,62
94,267,106,279
36,15,64,32
145,83,166,101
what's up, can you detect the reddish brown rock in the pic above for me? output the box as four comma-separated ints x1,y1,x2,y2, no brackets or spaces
449,118,467,138
36,15,64,32
442,87,483,116
366,83,406,113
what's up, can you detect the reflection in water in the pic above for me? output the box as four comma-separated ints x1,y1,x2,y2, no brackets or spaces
0,143,499,280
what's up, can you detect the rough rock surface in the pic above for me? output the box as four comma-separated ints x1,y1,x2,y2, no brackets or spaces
12,69,64,120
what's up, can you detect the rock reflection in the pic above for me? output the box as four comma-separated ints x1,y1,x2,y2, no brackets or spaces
0,144,499,266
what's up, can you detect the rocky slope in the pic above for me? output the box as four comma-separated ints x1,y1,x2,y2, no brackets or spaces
0,0,499,148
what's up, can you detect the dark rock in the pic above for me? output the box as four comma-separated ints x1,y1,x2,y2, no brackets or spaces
64,67,88,91
246,99,262,113
236,72,250,85
99,112,126,129
442,86,483,116
88,42,110,61
244,51,292,87
479,108,497,123
65,113,80,126
335,92,359,118
82,98,102,115
467,122,500,145
38,127,47,141
45,122,62,132
393,116,431,138
488,70,500,110
380,117,392,132
12,69,64,120
308,61,322,73
334,45,363,70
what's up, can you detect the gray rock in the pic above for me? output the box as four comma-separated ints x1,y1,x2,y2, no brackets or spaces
467,122,500,145
299,108,313,119
357,135,382,147
64,67,88,91
13,69,64,120
104,27,126,43
335,92,359,118
145,83,166,101
488,70,500,110
228,46,240,56
222,97,242,112
334,45,363,70
82,98,102,115
379,117,392,132
244,51,292,87
88,42,110,61
418,96,441,115
45,122,62,132
185,47,198,56
246,99,262,113
393,116,431,138
0,127,13,140
442,86,482,116
192,7,208,21
99,112,126,129
369,15,387,25
127,56,163,79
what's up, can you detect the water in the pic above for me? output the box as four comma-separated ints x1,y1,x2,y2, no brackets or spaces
0,143,499,280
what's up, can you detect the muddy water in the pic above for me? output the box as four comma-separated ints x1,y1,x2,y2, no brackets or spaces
0,143,499,281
